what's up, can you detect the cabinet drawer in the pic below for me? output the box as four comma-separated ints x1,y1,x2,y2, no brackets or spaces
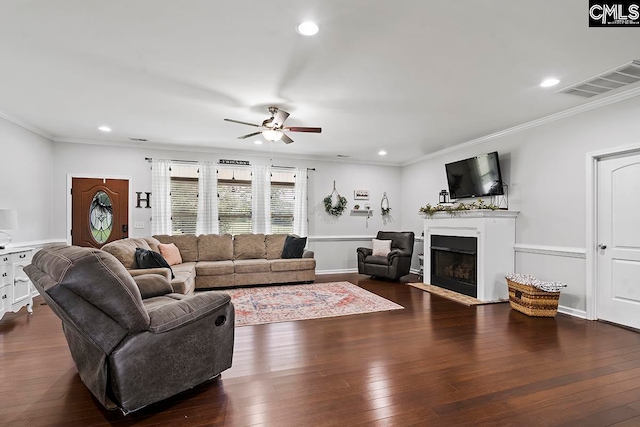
11,251,33,264
1,266,10,286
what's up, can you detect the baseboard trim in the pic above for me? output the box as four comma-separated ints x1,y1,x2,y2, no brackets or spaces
308,235,375,242
558,305,588,319
514,243,586,259
316,268,359,275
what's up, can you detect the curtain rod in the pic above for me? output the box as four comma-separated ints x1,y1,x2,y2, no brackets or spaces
145,157,315,171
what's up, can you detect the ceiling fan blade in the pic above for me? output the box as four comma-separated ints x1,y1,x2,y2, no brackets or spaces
224,118,260,127
281,133,294,144
272,110,290,128
284,126,322,133
238,131,262,139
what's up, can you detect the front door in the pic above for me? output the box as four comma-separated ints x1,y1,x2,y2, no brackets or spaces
71,178,129,248
597,151,640,329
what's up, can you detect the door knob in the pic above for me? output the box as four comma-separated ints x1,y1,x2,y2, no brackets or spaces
598,244,607,250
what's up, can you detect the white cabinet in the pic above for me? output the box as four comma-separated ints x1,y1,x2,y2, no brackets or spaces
0,248,34,320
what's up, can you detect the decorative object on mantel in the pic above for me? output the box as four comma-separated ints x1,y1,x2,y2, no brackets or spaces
505,273,566,317
438,189,449,204
418,199,499,217
491,182,509,210
380,192,391,216
324,181,348,216
0,209,18,249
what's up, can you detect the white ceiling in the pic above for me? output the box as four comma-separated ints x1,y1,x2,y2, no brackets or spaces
1,1,639,165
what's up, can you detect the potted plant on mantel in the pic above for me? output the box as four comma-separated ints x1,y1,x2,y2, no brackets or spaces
418,199,499,217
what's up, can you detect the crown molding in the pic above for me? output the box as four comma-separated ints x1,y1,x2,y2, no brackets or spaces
52,137,401,167
0,111,54,140
402,85,640,167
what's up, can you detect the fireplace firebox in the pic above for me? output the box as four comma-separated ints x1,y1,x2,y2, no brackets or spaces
431,235,477,297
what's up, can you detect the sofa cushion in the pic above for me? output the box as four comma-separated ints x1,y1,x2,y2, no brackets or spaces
198,234,233,261
158,243,183,266
102,238,152,269
270,258,316,272
144,236,161,253
282,235,307,259
233,259,270,273
233,234,266,260
154,234,198,262
195,261,234,276
265,234,288,260
170,262,196,295
135,248,174,279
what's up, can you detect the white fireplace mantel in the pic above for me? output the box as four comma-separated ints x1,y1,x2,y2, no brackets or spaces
423,210,519,301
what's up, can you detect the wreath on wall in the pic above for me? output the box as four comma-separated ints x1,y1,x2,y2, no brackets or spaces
324,181,348,216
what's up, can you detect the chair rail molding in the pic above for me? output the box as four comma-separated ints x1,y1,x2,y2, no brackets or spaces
513,243,586,259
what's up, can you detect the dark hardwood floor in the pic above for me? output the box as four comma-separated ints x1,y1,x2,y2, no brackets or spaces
2,273,640,426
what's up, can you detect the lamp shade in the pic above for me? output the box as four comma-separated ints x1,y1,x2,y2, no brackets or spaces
0,209,18,230
262,130,283,142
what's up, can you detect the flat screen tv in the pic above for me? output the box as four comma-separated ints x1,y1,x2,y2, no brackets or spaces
445,151,504,199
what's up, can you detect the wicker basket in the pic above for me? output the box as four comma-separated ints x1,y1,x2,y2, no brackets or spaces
507,279,561,317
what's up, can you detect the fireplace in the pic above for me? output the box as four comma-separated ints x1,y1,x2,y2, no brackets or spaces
431,235,477,297
423,210,518,302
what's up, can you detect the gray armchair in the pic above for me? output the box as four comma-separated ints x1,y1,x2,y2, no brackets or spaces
24,245,234,415
357,231,415,280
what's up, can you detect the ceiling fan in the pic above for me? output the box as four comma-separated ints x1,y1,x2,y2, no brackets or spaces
224,106,321,144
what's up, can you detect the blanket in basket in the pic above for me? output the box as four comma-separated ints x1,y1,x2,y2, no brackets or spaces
505,273,566,292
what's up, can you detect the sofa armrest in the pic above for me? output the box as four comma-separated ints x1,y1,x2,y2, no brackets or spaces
128,267,172,282
302,250,314,259
148,291,232,333
387,249,411,263
357,247,373,259
132,274,173,299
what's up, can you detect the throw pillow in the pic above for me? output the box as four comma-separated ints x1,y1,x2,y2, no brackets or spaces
135,247,175,279
158,243,182,266
281,235,307,259
372,239,392,257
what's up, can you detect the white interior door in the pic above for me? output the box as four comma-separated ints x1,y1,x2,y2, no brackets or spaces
597,151,640,329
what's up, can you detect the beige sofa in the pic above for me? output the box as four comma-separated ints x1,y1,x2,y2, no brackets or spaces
102,233,315,295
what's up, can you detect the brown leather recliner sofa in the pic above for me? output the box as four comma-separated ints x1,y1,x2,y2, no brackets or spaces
24,245,235,415
102,233,315,295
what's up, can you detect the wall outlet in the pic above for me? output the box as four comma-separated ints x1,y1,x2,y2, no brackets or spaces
134,221,145,229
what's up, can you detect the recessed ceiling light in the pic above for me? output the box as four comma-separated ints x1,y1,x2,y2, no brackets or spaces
297,21,319,36
378,150,387,156
98,126,112,132
540,78,560,88
254,140,263,145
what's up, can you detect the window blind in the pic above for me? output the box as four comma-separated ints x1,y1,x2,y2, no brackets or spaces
218,179,252,234
271,182,294,233
170,177,198,235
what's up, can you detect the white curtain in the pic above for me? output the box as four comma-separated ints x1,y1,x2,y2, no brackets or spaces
293,168,308,237
196,161,219,235
251,164,271,234
151,159,172,235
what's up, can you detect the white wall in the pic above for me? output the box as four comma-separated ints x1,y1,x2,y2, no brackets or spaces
401,94,640,315
52,142,402,272
0,116,56,244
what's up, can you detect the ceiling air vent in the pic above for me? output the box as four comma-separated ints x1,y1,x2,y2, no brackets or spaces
558,60,640,98
129,137,148,142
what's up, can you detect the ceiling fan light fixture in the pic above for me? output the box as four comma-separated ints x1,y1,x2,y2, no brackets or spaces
263,130,283,142
297,21,319,36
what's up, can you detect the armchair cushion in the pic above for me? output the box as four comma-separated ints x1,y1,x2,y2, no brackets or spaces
372,239,392,257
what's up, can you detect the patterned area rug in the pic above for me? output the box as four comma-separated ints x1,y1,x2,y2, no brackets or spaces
223,282,403,326
407,282,508,306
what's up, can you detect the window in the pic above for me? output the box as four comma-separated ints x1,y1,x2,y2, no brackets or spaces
271,171,295,233
217,168,252,234
170,164,198,235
